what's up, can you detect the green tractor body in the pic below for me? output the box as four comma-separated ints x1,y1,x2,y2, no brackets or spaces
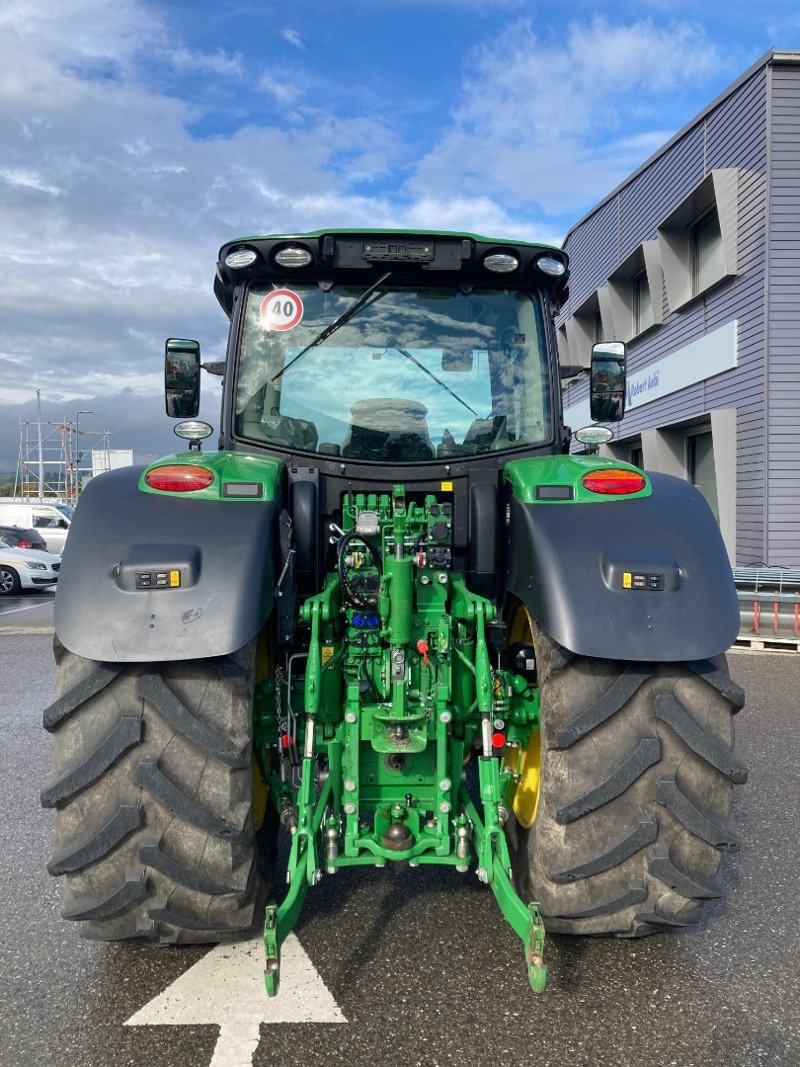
42,231,746,996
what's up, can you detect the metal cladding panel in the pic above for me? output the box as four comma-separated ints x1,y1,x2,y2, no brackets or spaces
767,64,800,565
507,473,740,662
54,466,280,662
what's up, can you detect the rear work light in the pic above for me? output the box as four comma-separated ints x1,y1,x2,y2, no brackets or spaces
144,465,215,492
581,468,647,496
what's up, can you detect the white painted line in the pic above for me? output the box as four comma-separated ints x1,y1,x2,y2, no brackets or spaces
0,602,50,617
125,935,346,1065
0,625,54,635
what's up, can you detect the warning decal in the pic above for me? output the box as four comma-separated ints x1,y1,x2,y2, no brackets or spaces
260,289,304,331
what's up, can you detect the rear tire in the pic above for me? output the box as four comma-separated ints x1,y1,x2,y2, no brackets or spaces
508,623,747,935
41,639,276,943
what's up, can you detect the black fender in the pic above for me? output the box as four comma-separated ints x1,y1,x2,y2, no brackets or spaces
54,466,280,662
506,472,739,662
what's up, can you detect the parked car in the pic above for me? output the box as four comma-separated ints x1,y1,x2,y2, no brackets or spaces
0,525,48,551
0,540,61,595
0,501,73,553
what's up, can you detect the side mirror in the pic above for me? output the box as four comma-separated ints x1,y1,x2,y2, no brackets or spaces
590,341,626,422
165,338,201,418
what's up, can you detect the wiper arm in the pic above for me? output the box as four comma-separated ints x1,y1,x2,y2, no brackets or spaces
395,346,479,418
271,271,392,383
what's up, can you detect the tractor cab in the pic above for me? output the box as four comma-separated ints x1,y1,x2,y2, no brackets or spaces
213,231,570,466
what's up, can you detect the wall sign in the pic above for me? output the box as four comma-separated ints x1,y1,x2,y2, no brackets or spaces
563,320,738,428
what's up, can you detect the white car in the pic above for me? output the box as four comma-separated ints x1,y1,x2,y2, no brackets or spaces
0,539,61,595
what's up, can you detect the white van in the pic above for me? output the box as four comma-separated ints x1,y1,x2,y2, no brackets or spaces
0,500,74,554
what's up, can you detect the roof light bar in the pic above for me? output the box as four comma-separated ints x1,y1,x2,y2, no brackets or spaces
483,252,519,273
224,247,258,269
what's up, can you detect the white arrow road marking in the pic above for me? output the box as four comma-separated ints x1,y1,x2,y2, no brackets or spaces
125,935,346,1067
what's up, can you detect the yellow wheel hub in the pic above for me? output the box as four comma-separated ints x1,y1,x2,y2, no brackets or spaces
252,756,269,830
507,603,542,828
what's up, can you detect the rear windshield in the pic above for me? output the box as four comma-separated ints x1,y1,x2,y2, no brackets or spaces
234,283,552,461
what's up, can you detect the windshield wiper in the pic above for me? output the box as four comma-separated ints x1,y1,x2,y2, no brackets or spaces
394,346,479,418
271,271,392,383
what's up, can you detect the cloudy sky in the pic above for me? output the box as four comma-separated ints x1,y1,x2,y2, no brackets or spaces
1,0,798,474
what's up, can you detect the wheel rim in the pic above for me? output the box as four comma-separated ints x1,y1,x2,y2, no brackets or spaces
0,568,16,593
507,602,541,828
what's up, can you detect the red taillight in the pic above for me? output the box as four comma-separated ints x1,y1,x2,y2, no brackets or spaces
18,540,33,548
581,468,647,496
144,465,214,492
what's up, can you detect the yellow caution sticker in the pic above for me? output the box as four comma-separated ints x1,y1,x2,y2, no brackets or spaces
321,645,335,665
169,569,181,588
622,572,632,589
440,481,453,492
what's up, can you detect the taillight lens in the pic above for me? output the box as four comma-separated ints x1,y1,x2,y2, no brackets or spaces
144,465,214,492
18,540,32,548
581,469,647,495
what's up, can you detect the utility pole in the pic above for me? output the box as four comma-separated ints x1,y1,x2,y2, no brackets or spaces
75,409,92,493
36,389,44,502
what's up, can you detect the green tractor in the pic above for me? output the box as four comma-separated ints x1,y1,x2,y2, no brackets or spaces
42,230,747,994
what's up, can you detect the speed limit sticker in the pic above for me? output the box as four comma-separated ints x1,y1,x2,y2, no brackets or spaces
260,289,304,331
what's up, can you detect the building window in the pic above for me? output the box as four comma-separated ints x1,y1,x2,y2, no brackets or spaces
688,431,719,521
633,268,654,335
607,240,663,343
658,169,738,311
630,444,643,469
691,208,725,296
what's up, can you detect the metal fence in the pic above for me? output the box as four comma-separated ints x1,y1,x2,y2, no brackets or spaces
734,567,800,648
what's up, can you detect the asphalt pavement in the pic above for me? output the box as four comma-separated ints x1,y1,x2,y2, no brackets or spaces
1,593,798,1067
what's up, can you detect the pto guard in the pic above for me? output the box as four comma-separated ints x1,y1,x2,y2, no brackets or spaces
507,471,739,662
54,465,280,662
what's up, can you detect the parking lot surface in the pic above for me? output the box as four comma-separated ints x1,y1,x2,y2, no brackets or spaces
1,594,798,1066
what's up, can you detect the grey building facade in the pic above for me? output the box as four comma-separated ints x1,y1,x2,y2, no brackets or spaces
558,50,800,567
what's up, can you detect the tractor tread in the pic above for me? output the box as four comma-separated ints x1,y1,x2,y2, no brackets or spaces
555,738,661,824
43,646,275,944
62,875,147,921
48,804,143,874
148,905,241,932
544,884,647,920
139,843,240,896
655,693,748,782
135,759,241,837
554,664,653,748
657,779,740,850
512,623,745,937
43,663,122,730
138,671,247,767
635,907,700,929
41,716,143,808
551,820,657,883
687,660,745,711
649,847,721,899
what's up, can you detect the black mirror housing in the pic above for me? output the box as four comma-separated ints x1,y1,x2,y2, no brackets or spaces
165,338,201,418
589,341,627,422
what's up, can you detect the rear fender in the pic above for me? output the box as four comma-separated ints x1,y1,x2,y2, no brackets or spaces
506,470,739,662
55,464,282,662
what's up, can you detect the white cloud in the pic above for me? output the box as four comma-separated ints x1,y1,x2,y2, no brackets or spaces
169,47,242,76
281,28,305,50
411,17,732,214
0,167,63,195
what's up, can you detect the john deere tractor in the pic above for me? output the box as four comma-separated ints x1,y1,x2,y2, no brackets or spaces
42,230,746,994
